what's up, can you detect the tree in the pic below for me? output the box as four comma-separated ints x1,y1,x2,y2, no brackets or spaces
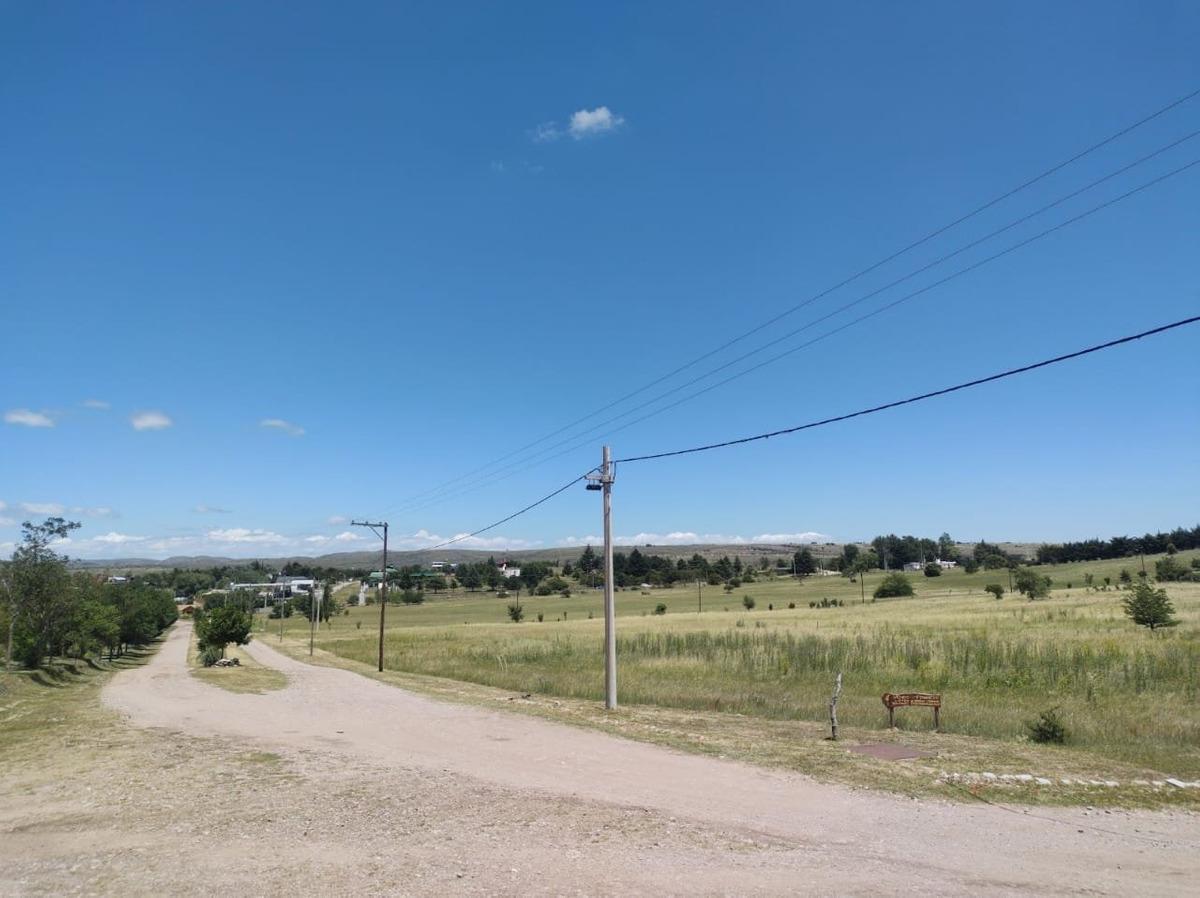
7,517,82,667
578,544,599,575
792,548,817,576
195,605,252,658
742,595,756,610
873,573,914,599
506,602,524,623
1154,556,1193,582
923,562,942,577
1122,579,1178,631
983,583,1004,600
1013,567,1052,601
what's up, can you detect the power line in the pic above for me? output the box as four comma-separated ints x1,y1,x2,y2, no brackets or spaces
614,316,1200,464
384,152,1200,515
380,87,1200,514
417,474,588,552
389,315,1197,557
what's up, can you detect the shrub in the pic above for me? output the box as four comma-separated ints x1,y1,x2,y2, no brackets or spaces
198,645,224,668
767,603,773,611
1123,579,1179,631
1014,567,1052,601
923,562,941,577
654,603,667,615
536,612,544,622
873,573,914,599
983,583,1004,600
506,602,524,623
1026,707,1067,744
963,558,980,574
1155,556,1193,582
787,602,795,609
742,595,756,610
400,590,425,605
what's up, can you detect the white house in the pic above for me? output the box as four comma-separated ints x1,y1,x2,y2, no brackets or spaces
937,559,958,569
497,562,521,579
903,562,924,572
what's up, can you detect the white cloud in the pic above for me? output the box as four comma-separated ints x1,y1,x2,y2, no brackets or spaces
490,160,506,173
0,541,13,553
131,411,172,431
0,517,14,527
194,504,232,514
569,106,624,139
5,408,55,428
388,528,541,551
71,506,115,518
92,531,146,544
334,531,360,542
532,107,626,144
532,121,561,143
260,418,305,437
206,528,287,545
327,515,348,525
562,531,831,546
82,399,110,410
20,502,65,515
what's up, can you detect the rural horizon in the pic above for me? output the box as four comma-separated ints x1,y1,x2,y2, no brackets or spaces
4,3,1199,895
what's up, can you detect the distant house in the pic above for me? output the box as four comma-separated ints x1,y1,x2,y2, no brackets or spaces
936,559,958,569
903,562,924,572
107,576,128,584
430,561,456,571
275,576,315,596
497,562,521,579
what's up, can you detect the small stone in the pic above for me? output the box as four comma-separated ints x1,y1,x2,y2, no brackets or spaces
1166,778,1187,789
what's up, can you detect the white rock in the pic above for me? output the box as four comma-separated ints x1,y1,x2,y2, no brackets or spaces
1036,777,1052,785
1015,774,1034,782
1166,778,1187,789
981,772,997,781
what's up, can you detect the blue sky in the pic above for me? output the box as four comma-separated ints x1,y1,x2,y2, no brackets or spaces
2,2,1198,560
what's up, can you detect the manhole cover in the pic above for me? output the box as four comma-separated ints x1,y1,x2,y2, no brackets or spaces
847,743,935,761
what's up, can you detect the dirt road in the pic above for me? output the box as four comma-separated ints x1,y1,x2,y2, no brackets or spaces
80,623,1200,894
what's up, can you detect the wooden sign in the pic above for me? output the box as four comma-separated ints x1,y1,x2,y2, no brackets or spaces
882,692,942,729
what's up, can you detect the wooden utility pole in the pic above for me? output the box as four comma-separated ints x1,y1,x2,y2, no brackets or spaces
829,672,842,740
586,447,617,709
351,520,389,672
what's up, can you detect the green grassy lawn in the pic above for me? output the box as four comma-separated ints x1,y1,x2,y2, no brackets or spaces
187,628,287,694
267,551,1200,796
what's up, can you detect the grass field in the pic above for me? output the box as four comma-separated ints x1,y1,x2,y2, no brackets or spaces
267,550,1200,793
187,629,287,694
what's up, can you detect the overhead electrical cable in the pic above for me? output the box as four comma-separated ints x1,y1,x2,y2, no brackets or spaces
380,87,1200,513
383,152,1200,518
406,316,1198,549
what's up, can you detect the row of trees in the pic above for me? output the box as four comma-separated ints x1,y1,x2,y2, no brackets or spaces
1034,525,1199,565
1,518,179,668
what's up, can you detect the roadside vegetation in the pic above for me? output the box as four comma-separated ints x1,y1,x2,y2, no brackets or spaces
271,547,1200,797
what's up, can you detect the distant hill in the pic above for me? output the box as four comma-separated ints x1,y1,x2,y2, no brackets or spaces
66,541,1037,572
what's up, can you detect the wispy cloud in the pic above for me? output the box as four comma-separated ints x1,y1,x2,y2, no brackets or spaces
5,408,55,428
82,399,110,410
561,531,831,546
568,106,624,139
194,504,232,514
206,528,287,545
20,502,66,515
260,418,305,437
130,411,172,431
92,531,146,544
532,121,562,143
327,515,348,525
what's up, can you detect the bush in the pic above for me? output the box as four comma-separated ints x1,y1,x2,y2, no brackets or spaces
400,590,425,605
1027,707,1067,744
506,602,524,623
536,612,544,622
198,645,224,668
873,573,914,599
654,603,667,615
1014,567,1053,601
1122,579,1179,631
923,562,941,577
787,602,795,609
963,558,980,574
742,595,756,610
984,583,1004,600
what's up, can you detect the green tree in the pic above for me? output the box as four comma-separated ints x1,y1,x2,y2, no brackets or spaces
983,583,1005,600
873,573,914,599
1122,579,1178,631
923,562,942,577
7,517,82,667
195,605,252,657
1013,567,1052,601
1154,556,1192,582
792,548,817,576
506,602,524,623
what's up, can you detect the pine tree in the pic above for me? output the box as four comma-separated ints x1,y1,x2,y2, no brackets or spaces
1122,579,1178,631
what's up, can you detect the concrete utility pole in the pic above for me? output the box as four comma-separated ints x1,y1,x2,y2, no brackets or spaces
351,520,389,672
586,446,617,709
